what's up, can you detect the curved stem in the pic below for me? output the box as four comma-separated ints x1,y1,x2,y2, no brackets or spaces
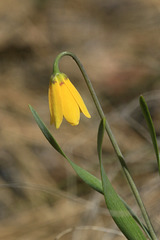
53,51,157,240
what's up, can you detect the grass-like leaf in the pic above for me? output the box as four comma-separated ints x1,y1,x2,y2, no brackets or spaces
139,95,160,174
97,118,147,240
29,105,103,194
29,105,150,238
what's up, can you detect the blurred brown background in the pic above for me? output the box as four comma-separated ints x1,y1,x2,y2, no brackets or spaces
0,0,160,239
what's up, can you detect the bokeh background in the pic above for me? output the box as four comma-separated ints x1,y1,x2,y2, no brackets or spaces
0,0,160,239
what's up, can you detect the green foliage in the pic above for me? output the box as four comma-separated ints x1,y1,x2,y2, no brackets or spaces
29,105,103,194
97,119,147,240
139,95,160,174
29,105,151,239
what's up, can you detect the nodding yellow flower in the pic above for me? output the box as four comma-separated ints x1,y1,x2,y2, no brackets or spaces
48,73,91,129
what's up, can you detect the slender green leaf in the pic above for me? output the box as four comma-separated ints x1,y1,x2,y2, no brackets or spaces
29,105,103,194
29,105,150,237
97,118,147,240
29,105,65,157
139,95,160,174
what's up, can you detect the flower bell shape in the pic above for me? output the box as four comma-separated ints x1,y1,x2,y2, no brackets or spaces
48,73,91,129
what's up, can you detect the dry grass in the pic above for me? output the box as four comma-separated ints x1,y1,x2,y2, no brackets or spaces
0,0,160,239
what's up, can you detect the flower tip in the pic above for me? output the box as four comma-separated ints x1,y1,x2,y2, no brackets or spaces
70,120,79,126
86,112,91,119
50,116,61,129
81,108,91,119
54,120,62,129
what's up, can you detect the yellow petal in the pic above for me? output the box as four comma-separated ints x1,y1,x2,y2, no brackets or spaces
63,76,91,118
60,82,80,126
48,79,63,129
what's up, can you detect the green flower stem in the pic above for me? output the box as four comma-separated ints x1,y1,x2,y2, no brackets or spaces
53,53,62,73
53,51,157,240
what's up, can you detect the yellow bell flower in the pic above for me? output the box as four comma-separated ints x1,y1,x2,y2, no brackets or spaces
48,73,91,129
